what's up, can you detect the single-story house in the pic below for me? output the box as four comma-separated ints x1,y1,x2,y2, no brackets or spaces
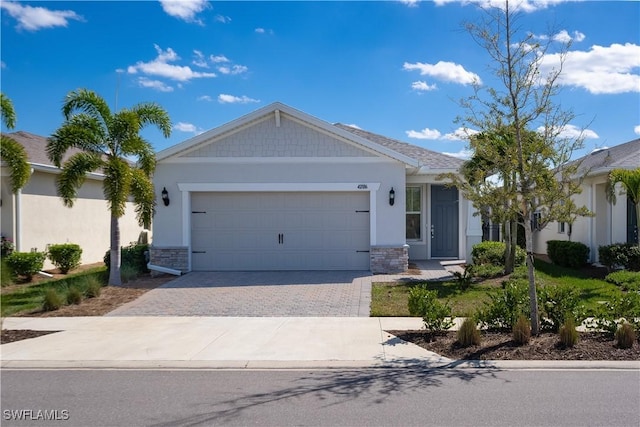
150,102,483,273
533,138,640,262
0,131,145,270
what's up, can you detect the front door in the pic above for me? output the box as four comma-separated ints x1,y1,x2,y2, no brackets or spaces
431,185,459,258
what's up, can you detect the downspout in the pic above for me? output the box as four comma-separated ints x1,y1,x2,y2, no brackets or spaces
589,182,596,263
14,168,34,252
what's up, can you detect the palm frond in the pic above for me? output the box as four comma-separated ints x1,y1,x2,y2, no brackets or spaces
1,93,16,129
0,135,31,193
56,152,104,207
103,157,132,218
62,89,112,126
130,169,156,229
132,102,172,138
47,116,106,166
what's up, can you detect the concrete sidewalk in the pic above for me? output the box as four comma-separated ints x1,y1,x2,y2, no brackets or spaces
2,317,638,370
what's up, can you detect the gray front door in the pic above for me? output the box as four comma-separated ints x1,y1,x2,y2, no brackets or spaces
431,185,458,258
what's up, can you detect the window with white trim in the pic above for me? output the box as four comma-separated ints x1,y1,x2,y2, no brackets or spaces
558,222,566,233
406,187,421,240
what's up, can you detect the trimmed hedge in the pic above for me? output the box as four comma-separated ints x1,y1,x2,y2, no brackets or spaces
104,244,149,274
472,241,525,266
598,243,640,271
5,251,46,281
546,240,589,268
47,243,82,274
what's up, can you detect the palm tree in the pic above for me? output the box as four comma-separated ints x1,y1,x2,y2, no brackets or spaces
608,168,640,247
47,89,171,285
0,93,31,193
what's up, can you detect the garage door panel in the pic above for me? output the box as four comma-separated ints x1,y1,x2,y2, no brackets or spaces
191,192,370,271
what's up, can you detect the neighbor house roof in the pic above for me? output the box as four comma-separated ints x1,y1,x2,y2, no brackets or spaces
574,138,640,175
334,124,465,171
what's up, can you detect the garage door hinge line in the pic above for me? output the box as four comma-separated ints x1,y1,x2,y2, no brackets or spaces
355,210,370,213
192,211,206,214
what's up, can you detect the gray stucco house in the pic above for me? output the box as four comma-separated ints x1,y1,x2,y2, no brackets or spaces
150,102,482,273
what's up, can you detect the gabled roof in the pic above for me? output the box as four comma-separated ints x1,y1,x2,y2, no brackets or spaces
334,124,465,170
575,138,640,175
157,102,422,167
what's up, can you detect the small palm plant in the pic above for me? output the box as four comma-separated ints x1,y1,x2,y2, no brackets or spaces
47,89,171,285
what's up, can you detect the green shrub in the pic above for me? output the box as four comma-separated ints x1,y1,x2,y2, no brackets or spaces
472,241,525,266
512,315,531,345
47,243,82,274
120,265,138,284
605,270,640,291
539,285,586,332
42,288,63,311
5,251,46,281
452,265,474,290
546,240,589,268
104,244,149,274
407,286,454,333
477,279,530,330
615,323,636,349
471,263,504,279
457,318,481,347
599,243,640,271
84,278,102,298
588,291,640,336
1,259,14,286
1,236,15,257
66,287,83,305
558,317,578,348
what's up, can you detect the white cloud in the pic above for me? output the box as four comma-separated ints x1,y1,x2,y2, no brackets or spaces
399,0,420,7
215,14,231,24
442,127,479,141
197,95,213,102
411,80,437,92
136,77,173,92
218,94,260,104
255,27,274,35
210,54,230,63
553,30,586,43
404,61,481,85
0,61,5,69
406,128,442,140
174,122,202,134
442,149,473,160
433,0,574,13
0,1,83,31
540,43,640,94
159,0,209,24
217,64,248,75
634,125,640,136
192,50,208,68
537,124,599,140
128,45,216,82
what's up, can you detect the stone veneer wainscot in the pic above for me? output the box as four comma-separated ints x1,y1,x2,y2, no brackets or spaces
370,245,408,274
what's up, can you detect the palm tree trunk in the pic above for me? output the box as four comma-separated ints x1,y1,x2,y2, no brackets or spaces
108,215,122,286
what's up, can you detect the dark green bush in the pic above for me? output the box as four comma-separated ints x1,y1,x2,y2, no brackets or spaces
558,317,578,348
42,288,63,311
84,277,103,298
588,291,640,336
408,286,454,333
539,285,586,332
546,240,589,268
605,271,640,291
477,279,530,330
452,265,474,290
104,244,149,274
512,315,531,345
457,318,481,347
66,287,83,305
5,251,46,281
47,243,82,274
472,241,525,266
598,243,640,271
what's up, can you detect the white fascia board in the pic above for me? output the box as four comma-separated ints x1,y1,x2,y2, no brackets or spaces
177,182,381,192
162,156,390,164
157,102,420,167
29,162,105,180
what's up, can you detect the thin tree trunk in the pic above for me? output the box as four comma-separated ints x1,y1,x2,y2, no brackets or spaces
523,211,540,335
510,218,518,266
504,218,514,273
108,214,122,286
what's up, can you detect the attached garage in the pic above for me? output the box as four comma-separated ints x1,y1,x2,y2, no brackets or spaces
190,192,370,271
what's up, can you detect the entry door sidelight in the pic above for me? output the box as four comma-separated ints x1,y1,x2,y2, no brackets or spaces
431,185,459,258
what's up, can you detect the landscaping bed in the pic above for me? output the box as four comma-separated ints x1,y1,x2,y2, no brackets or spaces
388,330,640,361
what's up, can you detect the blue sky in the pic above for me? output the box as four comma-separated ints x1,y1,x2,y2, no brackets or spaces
1,0,639,159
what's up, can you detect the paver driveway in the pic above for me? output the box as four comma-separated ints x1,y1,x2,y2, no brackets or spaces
107,271,373,317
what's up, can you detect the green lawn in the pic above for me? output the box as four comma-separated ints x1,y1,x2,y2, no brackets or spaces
1,266,107,317
371,259,621,317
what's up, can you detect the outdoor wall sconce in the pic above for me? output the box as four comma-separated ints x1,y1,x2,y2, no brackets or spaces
161,187,170,206
389,187,395,206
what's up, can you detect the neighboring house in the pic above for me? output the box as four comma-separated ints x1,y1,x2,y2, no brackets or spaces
0,131,144,270
151,102,482,273
533,138,640,262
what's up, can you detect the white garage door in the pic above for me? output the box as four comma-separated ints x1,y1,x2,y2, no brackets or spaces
191,192,370,271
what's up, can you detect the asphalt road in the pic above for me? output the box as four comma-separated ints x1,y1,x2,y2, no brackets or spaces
1,368,638,427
